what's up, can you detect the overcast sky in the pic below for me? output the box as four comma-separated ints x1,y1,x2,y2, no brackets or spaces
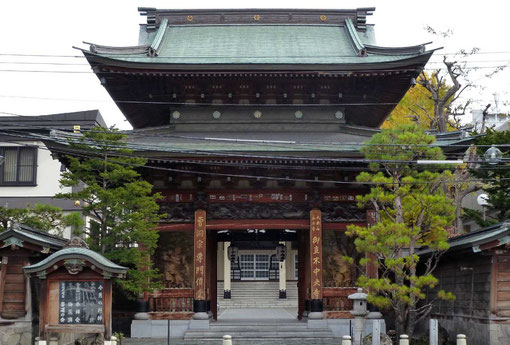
1,0,509,129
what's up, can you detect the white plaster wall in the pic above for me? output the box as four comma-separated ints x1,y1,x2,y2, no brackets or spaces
0,141,72,197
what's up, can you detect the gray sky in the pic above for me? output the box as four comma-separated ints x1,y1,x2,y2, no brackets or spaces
1,0,509,129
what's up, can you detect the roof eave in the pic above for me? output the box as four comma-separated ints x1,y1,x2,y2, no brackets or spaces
82,50,433,72
24,252,128,276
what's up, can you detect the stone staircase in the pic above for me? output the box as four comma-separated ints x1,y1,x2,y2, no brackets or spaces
217,281,298,309
184,320,336,340
184,281,336,340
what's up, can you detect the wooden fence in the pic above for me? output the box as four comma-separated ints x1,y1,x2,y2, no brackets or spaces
323,287,357,318
147,288,194,319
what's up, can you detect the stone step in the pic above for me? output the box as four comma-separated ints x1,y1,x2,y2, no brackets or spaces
217,281,298,308
219,306,297,308
218,293,297,300
209,324,309,331
219,299,297,302
184,331,335,339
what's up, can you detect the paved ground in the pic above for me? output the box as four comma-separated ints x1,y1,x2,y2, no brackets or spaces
123,339,341,345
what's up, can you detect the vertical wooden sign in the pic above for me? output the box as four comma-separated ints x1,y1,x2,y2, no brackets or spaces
310,209,323,300
194,210,206,301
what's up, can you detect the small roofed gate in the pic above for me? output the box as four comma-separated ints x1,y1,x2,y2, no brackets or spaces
24,238,127,343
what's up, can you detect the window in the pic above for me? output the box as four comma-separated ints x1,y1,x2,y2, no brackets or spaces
0,147,37,185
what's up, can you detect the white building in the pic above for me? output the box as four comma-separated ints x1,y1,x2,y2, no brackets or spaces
0,110,106,238
471,108,510,132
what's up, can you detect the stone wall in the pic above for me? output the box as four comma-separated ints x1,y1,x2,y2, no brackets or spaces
434,315,489,345
0,321,32,345
490,320,510,345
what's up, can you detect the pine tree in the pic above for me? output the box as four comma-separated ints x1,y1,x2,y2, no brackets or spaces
0,203,83,236
347,124,455,335
56,126,163,296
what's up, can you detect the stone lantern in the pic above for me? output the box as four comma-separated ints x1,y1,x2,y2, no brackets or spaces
348,288,369,345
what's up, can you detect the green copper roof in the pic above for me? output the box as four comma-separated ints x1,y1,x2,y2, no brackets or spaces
88,24,427,65
84,14,431,67
0,224,67,250
418,221,510,256
24,247,128,276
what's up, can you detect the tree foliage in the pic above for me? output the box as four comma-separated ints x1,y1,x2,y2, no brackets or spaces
469,129,510,224
347,124,456,335
0,203,83,236
382,76,437,130
56,126,164,297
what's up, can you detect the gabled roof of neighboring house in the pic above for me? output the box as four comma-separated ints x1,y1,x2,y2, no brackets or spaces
0,223,68,253
0,110,107,132
419,221,510,256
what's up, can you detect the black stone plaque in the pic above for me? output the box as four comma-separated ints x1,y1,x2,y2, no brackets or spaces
58,281,103,324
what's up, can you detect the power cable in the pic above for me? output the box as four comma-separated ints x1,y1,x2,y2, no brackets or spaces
0,120,497,152
41,142,510,186
0,119,498,156
0,127,505,167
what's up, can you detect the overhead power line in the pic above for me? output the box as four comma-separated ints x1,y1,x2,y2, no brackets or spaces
35,142,510,186
1,50,510,58
0,53,85,58
1,129,509,185
0,120,499,153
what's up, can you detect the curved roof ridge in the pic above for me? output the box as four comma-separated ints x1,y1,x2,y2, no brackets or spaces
344,18,366,57
148,18,169,57
365,43,436,56
81,42,149,55
24,246,128,275
138,7,376,31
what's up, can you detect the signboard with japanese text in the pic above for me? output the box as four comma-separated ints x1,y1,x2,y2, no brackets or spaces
321,192,357,202
58,281,103,324
208,192,308,203
194,210,206,300
310,209,323,300
156,192,194,203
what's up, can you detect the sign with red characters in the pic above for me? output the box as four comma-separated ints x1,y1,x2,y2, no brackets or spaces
310,209,323,300
193,210,206,301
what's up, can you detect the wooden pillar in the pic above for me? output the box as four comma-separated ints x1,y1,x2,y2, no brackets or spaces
193,209,208,319
309,209,324,319
208,231,217,320
366,209,378,279
0,256,7,315
39,280,48,340
297,230,307,319
104,280,113,340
